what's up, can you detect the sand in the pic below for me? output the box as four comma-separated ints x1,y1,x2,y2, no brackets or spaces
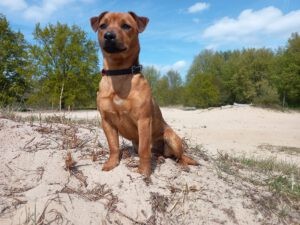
0,105,299,225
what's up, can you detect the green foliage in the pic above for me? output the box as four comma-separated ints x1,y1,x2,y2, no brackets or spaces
165,70,183,105
184,73,220,108
143,66,160,97
273,33,300,107
155,76,170,105
143,67,183,106
185,47,283,107
0,14,31,107
28,22,100,109
252,80,280,106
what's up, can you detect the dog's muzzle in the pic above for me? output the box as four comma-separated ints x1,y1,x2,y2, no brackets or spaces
102,31,126,53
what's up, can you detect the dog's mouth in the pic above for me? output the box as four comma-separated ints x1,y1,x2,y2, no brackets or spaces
102,41,127,54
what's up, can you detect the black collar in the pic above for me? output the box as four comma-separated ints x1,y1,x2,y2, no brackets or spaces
101,65,143,76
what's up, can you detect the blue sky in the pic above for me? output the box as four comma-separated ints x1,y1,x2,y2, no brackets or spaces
1,0,300,78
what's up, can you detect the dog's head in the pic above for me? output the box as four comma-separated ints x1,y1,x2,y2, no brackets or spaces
90,12,149,55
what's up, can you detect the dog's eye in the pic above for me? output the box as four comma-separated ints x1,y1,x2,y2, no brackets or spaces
99,23,108,30
121,23,131,30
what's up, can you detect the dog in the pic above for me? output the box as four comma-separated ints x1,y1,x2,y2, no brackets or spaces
90,11,198,177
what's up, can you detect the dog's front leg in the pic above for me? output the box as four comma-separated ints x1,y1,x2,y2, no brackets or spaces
101,118,120,171
137,118,152,177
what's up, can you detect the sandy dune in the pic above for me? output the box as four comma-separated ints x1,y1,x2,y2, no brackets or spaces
17,105,300,163
0,106,299,224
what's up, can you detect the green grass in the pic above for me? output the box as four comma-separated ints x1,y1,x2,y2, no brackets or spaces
238,156,299,175
268,175,300,199
215,152,300,223
239,156,300,199
258,144,300,155
216,153,300,200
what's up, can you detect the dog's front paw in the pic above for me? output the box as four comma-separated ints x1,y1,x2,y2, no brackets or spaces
137,164,151,177
102,159,119,171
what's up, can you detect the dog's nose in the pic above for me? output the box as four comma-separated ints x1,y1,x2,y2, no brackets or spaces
104,32,116,41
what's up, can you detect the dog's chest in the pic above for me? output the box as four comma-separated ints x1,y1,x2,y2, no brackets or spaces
113,95,126,107
99,94,138,139
99,93,131,115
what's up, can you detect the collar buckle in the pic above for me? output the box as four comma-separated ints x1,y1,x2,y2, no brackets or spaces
131,65,143,75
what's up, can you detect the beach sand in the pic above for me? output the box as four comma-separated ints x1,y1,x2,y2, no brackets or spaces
1,105,299,224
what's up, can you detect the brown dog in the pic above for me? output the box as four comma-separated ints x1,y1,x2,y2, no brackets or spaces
90,11,198,177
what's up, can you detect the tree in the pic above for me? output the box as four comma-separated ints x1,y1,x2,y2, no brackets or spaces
143,66,160,98
29,22,100,110
143,67,183,106
184,73,220,108
186,50,217,82
165,70,183,105
155,76,170,106
274,33,300,107
0,14,31,107
186,50,232,105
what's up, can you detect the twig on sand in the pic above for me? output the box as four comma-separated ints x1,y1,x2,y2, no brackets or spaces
36,196,60,225
182,183,189,204
168,198,181,213
5,164,14,172
114,209,146,225
45,136,61,147
168,183,196,213
23,137,36,149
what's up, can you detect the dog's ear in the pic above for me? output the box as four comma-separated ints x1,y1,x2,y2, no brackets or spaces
90,11,108,32
128,11,149,33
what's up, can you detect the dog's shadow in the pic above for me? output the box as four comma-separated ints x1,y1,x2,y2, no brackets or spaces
120,144,166,173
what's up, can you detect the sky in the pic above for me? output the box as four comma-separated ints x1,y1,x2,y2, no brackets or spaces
1,0,300,77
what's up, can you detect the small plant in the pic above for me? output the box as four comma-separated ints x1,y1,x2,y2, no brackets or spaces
268,175,300,199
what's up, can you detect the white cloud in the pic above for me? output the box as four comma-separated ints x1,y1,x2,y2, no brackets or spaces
188,2,210,14
145,60,188,75
0,0,27,11
161,60,187,73
205,43,218,50
0,0,74,22
23,0,71,22
203,6,300,45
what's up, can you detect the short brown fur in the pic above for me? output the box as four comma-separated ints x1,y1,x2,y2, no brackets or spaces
90,12,198,177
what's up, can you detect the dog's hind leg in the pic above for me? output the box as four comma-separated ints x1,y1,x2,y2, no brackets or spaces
163,126,199,166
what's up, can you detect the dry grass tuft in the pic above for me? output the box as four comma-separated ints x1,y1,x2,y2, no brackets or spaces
65,152,76,171
150,192,169,214
60,183,112,202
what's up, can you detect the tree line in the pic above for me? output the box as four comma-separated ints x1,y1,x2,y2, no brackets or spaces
144,34,300,108
1,14,299,110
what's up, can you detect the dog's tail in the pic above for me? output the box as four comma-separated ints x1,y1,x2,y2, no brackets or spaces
163,126,199,166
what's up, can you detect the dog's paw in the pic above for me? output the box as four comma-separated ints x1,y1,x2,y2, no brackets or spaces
102,159,119,171
137,165,151,177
